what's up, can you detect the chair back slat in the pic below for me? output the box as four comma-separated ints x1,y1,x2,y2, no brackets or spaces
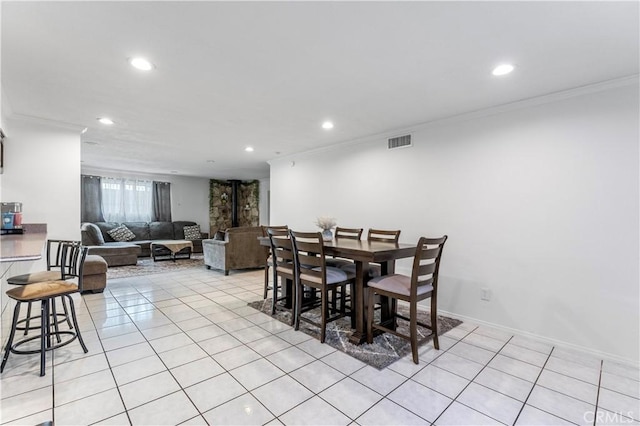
411,236,447,294
262,225,288,237
47,239,79,271
60,242,88,292
267,228,294,276
289,230,325,283
334,227,363,240
368,228,401,243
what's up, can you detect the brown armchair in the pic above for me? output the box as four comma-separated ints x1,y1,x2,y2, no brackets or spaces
203,226,267,275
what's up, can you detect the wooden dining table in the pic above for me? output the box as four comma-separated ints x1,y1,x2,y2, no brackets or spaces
323,238,416,344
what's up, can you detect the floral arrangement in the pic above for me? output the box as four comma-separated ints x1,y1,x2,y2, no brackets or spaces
315,216,337,230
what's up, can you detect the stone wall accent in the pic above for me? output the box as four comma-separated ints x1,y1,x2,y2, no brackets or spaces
209,179,259,233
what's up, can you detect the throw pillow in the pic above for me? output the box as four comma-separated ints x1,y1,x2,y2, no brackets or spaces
183,225,201,240
107,225,136,242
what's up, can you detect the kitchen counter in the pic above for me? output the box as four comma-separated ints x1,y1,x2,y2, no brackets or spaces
0,224,47,262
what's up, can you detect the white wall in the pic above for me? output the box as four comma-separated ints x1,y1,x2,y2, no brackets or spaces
269,81,639,363
81,168,211,235
2,117,81,240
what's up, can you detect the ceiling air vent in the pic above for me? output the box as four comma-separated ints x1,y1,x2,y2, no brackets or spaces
388,134,412,150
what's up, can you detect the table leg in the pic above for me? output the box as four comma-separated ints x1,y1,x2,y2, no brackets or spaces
348,261,369,345
379,260,396,331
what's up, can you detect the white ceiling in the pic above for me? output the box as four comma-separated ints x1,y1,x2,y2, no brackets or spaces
2,1,638,180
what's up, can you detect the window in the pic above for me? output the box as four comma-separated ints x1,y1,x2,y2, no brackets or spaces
101,177,153,222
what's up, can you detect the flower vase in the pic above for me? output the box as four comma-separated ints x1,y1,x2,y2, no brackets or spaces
322,229,333,241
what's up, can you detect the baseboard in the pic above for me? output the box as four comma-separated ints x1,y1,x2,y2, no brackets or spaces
434,309,639,368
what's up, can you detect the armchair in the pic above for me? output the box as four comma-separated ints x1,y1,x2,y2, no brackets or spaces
203,226,267,275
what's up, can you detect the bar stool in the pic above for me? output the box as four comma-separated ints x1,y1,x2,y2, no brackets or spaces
7,239,78,335
1,242,89,376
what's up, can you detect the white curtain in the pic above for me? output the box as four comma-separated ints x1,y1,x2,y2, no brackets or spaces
101,178,153,222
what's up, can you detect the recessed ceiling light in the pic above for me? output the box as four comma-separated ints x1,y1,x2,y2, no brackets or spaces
97,117,114,125
206,160,215,163
129,57,154,71
80,127,88,134
245,146,254,152
322,121,334,130
492,64,514,76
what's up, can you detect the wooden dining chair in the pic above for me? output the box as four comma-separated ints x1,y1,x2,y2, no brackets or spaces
1,242,89,376
325,227,363,268
266,227,296,323
262,225,288,300
290,230,355,343
366,236,447,364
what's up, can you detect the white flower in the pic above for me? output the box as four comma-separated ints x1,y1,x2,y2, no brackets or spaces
315,216,337,230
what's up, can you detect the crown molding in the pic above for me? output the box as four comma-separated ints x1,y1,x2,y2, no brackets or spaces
5,113,86,133
269,74,639,166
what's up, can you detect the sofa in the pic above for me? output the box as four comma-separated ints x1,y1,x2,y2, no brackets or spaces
81,221,208,267
203,226,267,275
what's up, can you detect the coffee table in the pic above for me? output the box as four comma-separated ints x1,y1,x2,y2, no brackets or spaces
150,240,193,262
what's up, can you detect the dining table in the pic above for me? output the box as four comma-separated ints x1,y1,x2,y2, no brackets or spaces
323,238,416,344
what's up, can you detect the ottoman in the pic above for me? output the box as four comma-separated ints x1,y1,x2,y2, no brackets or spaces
82,255,108,293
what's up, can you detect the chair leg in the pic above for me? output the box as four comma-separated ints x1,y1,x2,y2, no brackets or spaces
67,295,88,353
320,287,328,343
51,300,62,344
431,295,439,350
23,302,32,336
271,275,278,315
263,265,269,299
366,288,375,344
294,280,302,330
61,297,73,329
410,301,418,364
40,300,48,376
330,288,337,314
1,302,22,372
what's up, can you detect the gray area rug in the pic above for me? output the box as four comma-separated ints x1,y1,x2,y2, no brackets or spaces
107,254,206,279
248,298,462,369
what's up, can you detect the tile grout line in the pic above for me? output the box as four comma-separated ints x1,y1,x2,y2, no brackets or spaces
431,332,514,425
592,359,604,426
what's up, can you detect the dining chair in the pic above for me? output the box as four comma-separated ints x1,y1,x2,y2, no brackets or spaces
366,235,447,364
1,242,89,376
266,227,296,323
290,230,355,343
7,239,79,335
262,225,288,300
326,227,363,269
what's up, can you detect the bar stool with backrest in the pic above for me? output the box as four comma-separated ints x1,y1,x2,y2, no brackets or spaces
289,230,355,343
7,239,79,335
266,227,296,324
366,236,447,364
1,242,89,376
262,225,288,300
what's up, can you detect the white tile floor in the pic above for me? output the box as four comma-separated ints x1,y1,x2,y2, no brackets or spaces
1,268,639,426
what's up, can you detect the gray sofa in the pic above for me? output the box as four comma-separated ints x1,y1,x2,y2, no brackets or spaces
81,221,208,267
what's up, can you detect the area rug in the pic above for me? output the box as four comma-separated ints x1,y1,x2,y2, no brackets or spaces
248,298,462,369
107,254,206,279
